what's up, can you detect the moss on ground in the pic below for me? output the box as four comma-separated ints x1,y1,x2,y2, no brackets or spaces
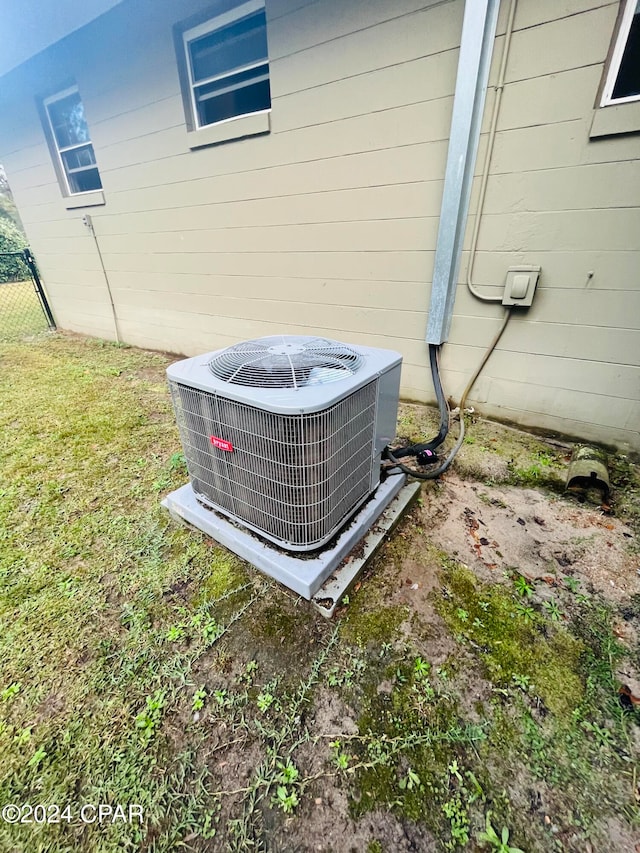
396,403,442,447
435,562,584,717
244,596,319,666
350,656,482,827
194,551,249,603
328,555,639,852
341,601,408,647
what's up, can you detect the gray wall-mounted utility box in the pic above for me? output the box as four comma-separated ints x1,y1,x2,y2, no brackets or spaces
502,265,541,307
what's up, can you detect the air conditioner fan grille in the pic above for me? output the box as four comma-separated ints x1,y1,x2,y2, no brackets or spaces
208,335,364,388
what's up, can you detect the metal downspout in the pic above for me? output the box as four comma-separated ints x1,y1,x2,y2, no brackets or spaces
426,0,501,345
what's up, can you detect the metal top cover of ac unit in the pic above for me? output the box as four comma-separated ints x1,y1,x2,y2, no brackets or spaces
166,335,403,414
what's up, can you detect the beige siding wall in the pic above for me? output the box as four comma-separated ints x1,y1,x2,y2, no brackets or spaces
449,0,640,451
0,0,638,450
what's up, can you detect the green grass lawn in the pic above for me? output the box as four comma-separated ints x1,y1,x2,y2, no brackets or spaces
0,333,638,853
0,334,267,851
0,280,50,340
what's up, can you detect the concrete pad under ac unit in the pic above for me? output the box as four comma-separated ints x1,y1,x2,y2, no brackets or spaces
162,476,421,615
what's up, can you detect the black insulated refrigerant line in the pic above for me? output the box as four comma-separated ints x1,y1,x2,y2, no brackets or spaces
384,343,466,482
385,308,513,480
386,344,449,463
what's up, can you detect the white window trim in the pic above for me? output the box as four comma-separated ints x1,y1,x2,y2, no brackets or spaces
601,0,640,106
186,109,270,149
182,0,270,131
43,86,102,197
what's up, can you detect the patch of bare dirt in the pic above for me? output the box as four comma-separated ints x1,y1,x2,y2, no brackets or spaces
272,780,436,852
134,366,166,383
310,689,359,740
419,474,639,603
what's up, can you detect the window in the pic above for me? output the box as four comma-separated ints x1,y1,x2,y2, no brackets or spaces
601,0,640,105
183,0,271,130
43,87,103,195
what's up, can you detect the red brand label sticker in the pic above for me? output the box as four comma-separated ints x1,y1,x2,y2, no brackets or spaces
210,436,234,452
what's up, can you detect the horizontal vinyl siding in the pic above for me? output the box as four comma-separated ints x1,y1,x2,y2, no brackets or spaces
89,249,434,283
0,0,638,450
466,249,639,292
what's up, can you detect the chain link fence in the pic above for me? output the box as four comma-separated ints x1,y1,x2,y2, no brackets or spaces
0,250,55,341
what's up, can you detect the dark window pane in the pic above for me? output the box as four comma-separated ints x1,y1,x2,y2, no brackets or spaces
190,9,268,83
48,92,90,149
62,144,96,171
612,9,640,100
68,168,102,194
196,77,271,126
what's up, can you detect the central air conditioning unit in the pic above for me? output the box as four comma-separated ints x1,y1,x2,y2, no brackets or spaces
166,335,402,553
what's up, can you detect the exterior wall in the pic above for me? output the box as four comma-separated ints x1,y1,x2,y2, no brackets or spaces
0,0,638,450
448,0,640,453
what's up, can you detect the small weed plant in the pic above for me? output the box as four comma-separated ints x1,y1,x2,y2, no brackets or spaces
135,690,165,745
477,812,524,852
191,687,207,714
513,575,534,597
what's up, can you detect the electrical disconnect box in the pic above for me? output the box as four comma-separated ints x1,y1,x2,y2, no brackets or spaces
502,265,541,307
